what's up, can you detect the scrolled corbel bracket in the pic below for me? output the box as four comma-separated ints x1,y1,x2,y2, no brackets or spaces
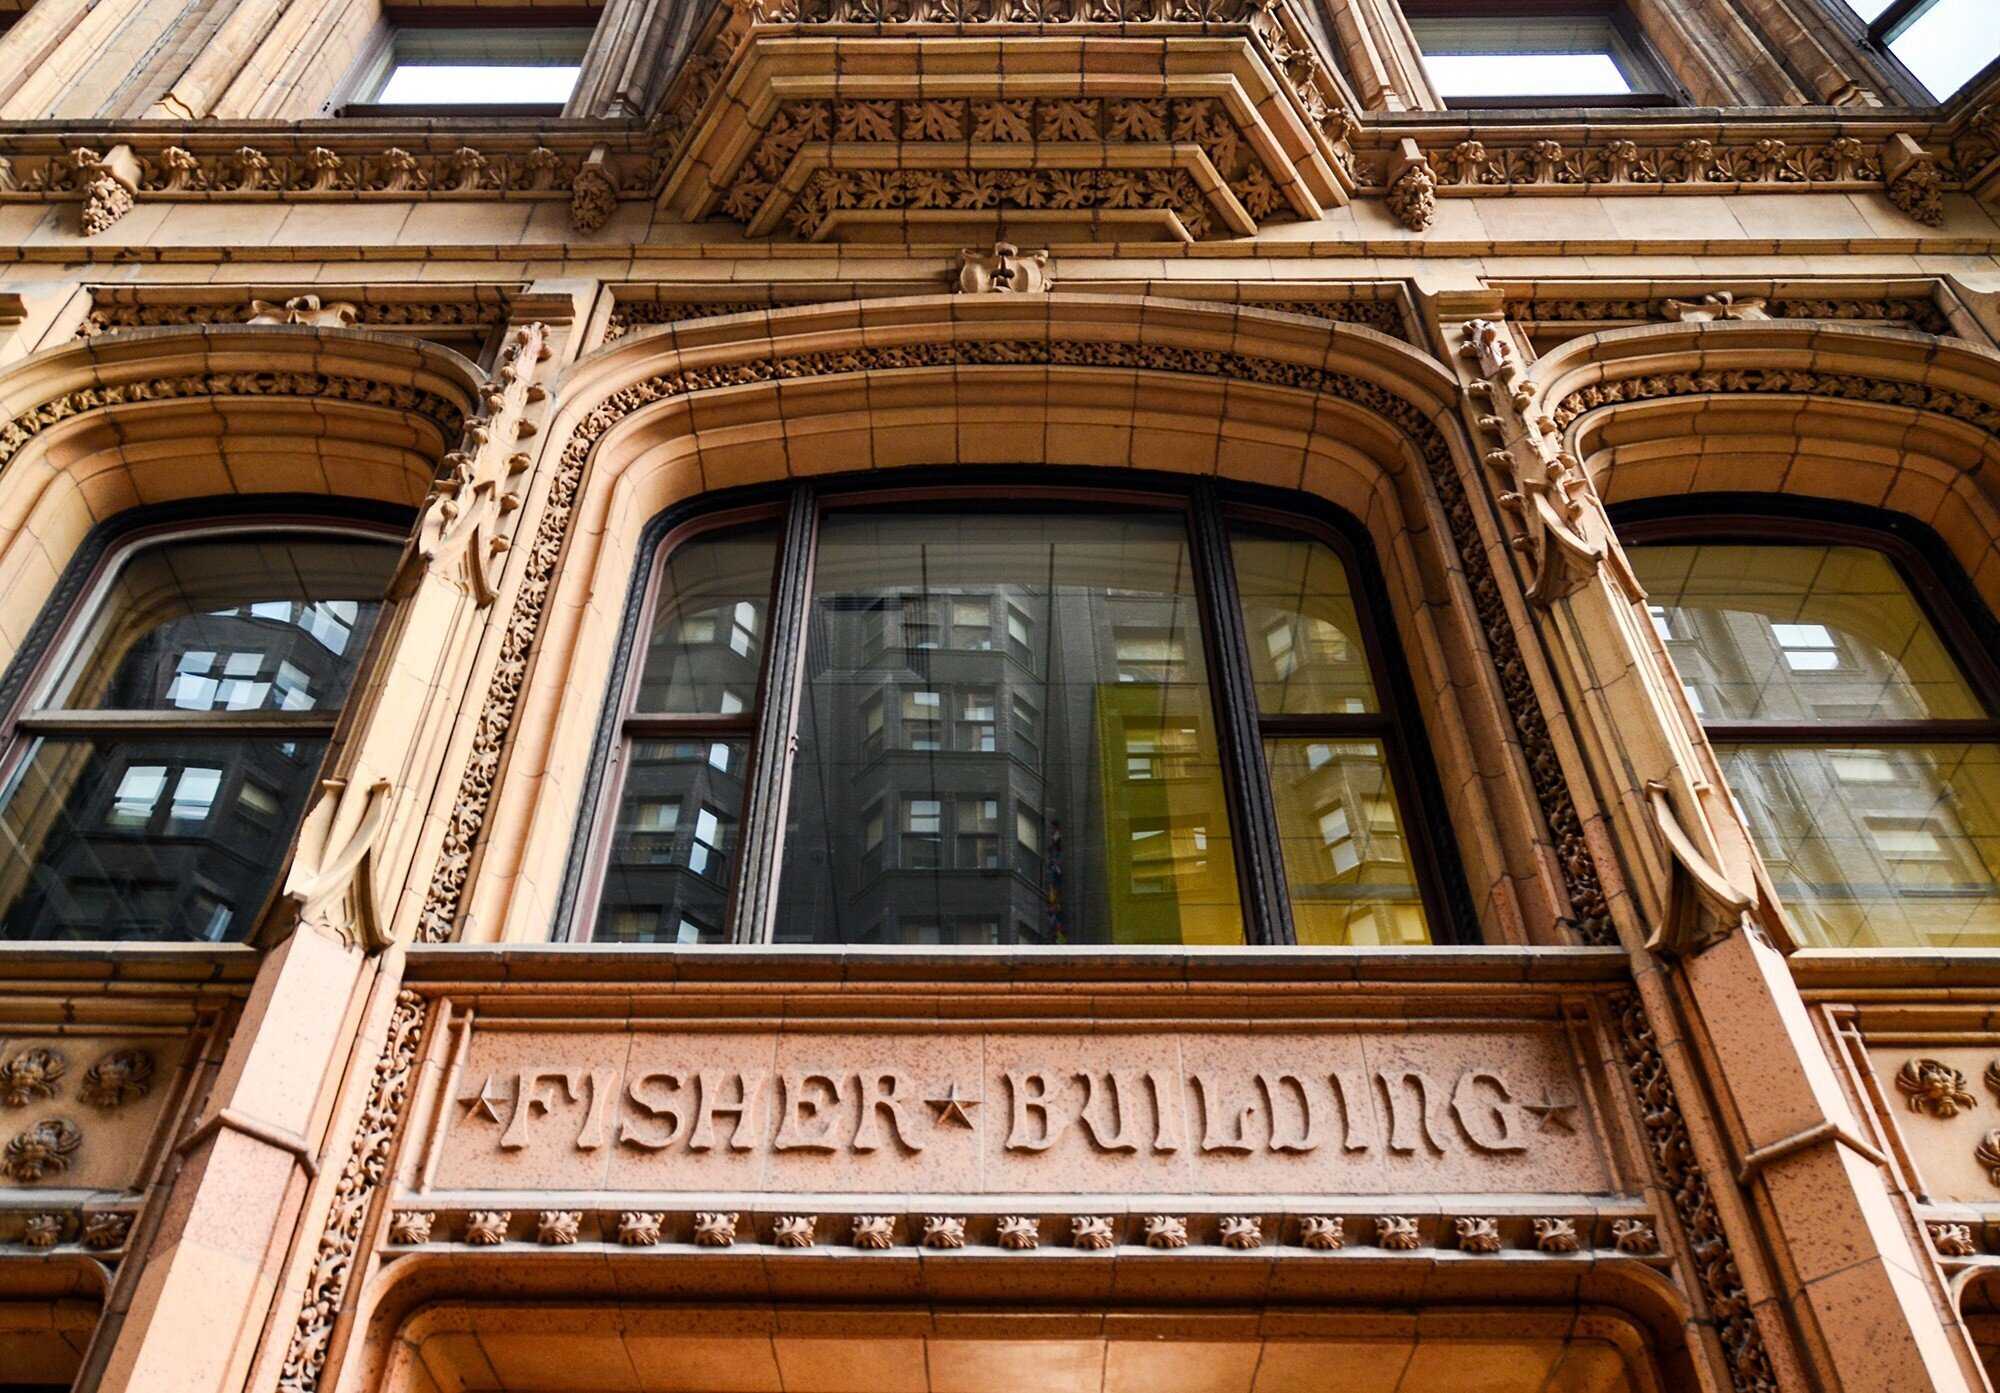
403,322,549,607
1643,778,1765,958
281,776,395,951
1458,319,1629,609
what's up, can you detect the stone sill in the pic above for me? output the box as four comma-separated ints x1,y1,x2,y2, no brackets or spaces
403,942,1631,988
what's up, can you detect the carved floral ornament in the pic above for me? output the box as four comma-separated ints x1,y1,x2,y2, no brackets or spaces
80,295,509,340
0,138,656,236
370,1205,1658,1257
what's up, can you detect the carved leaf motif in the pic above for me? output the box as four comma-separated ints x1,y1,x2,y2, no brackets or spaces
22,1213,62,1247
1611,1219,1658,1255
1532,1217,1581,1253
82,1212,131,1250
922,1215,966,1249
1143,1215,1187,1249
1298,1216,1344,1250
997,1216,1039,1250
1375,1216,1421,1250
1070,1215,1115,1250
971,101,1033,142
390,1211,434,1244
693,1211,737,1247
1218,1216,1262,1250
852,1214,896,1249
465,1211,510,1245
618,1212,664,1246
772,1215,816,1247
1454,1217,1502,1253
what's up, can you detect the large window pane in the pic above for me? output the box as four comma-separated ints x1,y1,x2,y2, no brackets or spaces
0,736,326,941
1266,738,1429,946
1629,544,1983,722
774,509,1244,946
56,536,395,713
1716,743,2000,949
1230,527,1377,714
633,524,779,715
1885,0,2000,100
595,739,747,944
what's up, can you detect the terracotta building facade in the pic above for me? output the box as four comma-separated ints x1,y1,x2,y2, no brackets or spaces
0,0,1998,1388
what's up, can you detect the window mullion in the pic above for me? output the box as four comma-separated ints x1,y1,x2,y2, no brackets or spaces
727,482,817,944
1188,483,1295,947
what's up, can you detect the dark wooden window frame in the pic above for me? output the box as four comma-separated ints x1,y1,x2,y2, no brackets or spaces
0,497,414,943
1613,503,2000,751
565,470,1474,948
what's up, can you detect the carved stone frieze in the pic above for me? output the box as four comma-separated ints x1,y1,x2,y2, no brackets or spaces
602,293,1410,344
79,295,507,340
0,138,658,232
1613,993,1777,1393
0,372,463,476
1547,365,2000,437
720,97,1296,241
1505,294,1951,336
276,990,428,1393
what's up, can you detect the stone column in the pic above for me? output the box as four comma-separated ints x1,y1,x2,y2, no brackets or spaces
1434,301,1983,1393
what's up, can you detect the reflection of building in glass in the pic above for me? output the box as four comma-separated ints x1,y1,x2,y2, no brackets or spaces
1636,543,2000,949
776,511,1240,947
0,536,397,942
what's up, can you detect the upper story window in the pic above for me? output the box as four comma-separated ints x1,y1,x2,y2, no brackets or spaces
576,486,1459,949
341,14,594,115
1405,2,1676,107
0,528,400,942
1624,517,2000,950
1838,0,1999,100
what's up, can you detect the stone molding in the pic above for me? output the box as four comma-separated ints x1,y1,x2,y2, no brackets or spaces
0,132,658,236
0,369,464,475
277,989,428,1393
1612,993,1777,1393
373,1204,1664,1259
1504,294,1953,338
601,286,1412,342
77,288,517,340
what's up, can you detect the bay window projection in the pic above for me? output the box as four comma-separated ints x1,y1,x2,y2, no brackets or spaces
0,531,399,942
578,489,1453,948
1628,533,2000,949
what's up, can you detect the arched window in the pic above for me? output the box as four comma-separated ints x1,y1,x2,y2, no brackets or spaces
0,525,402,942
574,482,1463,947
1621,512,2000,949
